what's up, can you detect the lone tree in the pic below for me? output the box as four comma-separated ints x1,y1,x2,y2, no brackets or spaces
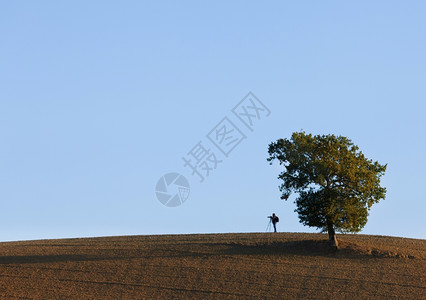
267,132,386,248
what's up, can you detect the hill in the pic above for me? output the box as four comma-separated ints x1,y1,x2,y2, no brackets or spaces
0,233,425,299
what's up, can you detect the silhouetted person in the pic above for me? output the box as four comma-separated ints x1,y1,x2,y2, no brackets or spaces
268,213,279,232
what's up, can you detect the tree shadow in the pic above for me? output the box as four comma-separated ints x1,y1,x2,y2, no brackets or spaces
213,239,394,258
217,240,334,257
0,240,410,264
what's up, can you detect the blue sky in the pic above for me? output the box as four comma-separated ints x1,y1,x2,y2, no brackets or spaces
1,1,425,241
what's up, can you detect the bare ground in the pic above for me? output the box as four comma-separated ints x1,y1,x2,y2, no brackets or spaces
0,233,425,299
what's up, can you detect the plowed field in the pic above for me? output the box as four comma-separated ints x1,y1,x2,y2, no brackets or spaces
0,233,424,299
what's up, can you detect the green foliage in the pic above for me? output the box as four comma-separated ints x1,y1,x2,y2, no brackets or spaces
267,132,387,234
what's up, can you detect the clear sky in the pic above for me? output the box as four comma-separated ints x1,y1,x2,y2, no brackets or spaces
1,1,425,242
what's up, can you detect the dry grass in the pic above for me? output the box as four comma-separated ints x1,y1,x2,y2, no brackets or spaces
0,233,425,299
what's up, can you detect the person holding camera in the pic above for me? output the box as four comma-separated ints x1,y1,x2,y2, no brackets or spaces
267,213,279,232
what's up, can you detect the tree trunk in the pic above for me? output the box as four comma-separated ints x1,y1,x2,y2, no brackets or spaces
327,221,338,249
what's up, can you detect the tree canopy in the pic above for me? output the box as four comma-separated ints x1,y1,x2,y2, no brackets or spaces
267,132,387,247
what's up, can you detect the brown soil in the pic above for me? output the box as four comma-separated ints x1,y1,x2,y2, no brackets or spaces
0,233,424,299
